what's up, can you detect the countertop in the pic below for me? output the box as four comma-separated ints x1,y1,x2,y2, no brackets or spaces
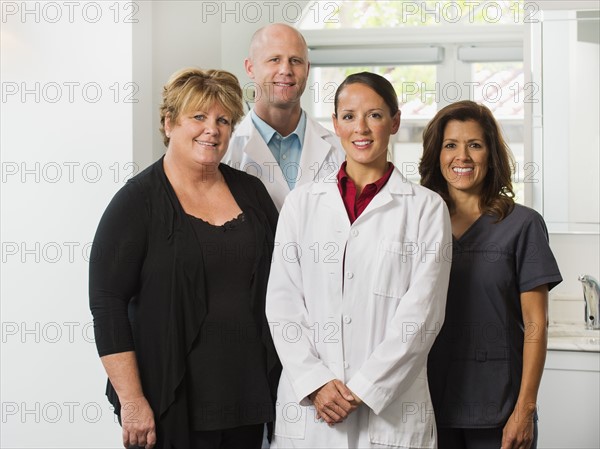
548,323,600,352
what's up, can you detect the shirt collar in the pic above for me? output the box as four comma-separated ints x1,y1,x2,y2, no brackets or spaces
336,161,395,193
251,109,306,145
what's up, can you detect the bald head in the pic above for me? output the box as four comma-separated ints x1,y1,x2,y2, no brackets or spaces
249,23,308,61
245,23,310,114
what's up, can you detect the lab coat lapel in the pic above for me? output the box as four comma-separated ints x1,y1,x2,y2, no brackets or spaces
298,120,336,186
312,177,349,223
357,168,414,219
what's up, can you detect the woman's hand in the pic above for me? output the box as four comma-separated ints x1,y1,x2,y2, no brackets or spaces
501,403,536,449
501,285,548,449
120,395,156,449
309,379,359,425
100,352,156,448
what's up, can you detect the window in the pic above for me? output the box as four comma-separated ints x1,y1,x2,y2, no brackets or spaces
299,1,526,203
472,61,525,201
299,0,526,29
309,65,437,120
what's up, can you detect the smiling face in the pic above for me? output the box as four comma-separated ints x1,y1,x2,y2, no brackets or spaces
332,83,400,170
165,103,233,168
245,24,309,109
439,119,489,197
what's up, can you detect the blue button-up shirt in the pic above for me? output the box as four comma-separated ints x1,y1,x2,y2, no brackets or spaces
251,109,306,190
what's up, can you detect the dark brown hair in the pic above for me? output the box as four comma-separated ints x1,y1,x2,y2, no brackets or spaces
334,71,399,117
419,100,515,220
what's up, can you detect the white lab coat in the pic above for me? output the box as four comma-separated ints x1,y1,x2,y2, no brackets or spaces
223,111,345,211
266,167,452,449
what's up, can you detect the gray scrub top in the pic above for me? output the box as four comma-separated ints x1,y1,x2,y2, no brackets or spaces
428,204,562,428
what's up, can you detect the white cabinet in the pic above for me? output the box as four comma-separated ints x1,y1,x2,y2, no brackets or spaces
537,350,600,448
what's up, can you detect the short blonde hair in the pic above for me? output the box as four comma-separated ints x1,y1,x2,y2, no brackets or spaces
159,68,244,147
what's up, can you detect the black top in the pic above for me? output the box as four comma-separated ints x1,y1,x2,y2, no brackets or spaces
428,204,562,428
89,158,280,448
186,213,273,430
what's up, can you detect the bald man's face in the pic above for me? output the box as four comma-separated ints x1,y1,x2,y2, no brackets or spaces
245,26,309,108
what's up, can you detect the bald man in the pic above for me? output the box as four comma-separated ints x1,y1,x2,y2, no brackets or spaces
224,23,345,211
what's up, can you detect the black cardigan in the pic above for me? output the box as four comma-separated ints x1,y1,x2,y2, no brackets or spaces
89,157,281,448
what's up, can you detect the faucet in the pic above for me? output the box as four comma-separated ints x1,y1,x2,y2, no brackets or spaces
578,275,600,330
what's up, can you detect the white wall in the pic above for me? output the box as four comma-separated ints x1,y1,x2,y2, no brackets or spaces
147,1,223,159
541,12,600,234
0,1,598,446
536,4,600,323
1,2,133,446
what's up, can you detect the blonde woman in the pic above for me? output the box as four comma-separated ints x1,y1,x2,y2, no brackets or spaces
89,68,280,448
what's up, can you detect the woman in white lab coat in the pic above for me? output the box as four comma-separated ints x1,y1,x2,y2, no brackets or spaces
266,72,452,449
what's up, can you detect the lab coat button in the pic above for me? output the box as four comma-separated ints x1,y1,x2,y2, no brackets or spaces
351,229,359,237
346,272,354,279
343,315,352,324
344,361,350,369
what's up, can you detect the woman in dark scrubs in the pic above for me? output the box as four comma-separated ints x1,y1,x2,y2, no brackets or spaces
420,100,562,449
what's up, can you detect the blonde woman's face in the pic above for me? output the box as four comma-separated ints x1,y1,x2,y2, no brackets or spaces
165,103,233,168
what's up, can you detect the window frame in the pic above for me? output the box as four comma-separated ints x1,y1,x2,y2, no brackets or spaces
300,24,528,203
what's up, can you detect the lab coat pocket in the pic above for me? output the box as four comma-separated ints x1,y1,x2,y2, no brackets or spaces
274,377,307,439
368,375,436,448
373,239,415,299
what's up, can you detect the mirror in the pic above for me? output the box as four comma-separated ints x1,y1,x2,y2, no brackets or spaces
536,9,599,233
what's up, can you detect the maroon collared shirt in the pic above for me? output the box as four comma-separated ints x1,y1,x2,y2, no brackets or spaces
337,161,395,224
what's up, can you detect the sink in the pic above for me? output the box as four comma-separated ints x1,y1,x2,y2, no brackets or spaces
548,324,600,351
548,324,600,338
